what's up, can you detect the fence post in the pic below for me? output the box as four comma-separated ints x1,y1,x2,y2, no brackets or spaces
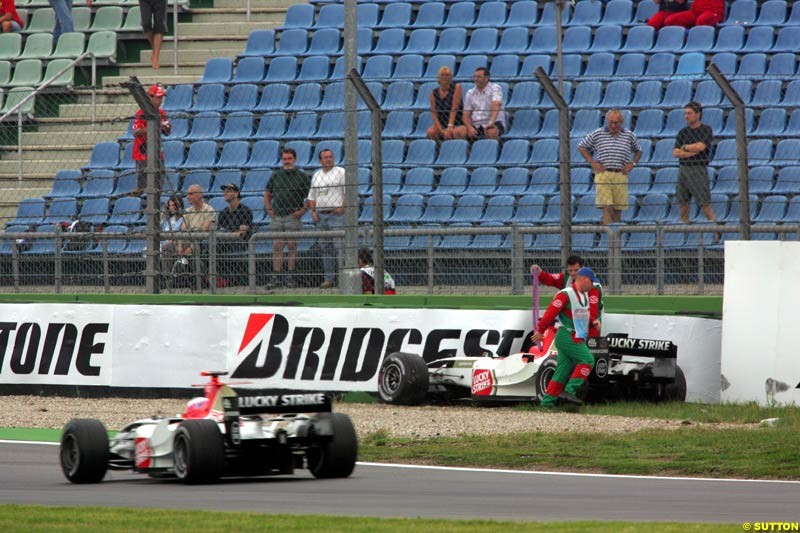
511,226,523,295
342,0,360,294
173,0,179,75
535,67,572,265
347,69,385,295
708,63,751,240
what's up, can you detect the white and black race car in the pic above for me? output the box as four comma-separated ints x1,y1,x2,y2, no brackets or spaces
59,371,357,484
377,329,686,406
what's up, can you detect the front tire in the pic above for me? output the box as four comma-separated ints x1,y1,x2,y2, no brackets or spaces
60,418,109,484
377,352,429,405
307,413,358,479
173,419,225,484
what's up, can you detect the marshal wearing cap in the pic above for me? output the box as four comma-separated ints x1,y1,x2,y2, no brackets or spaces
147,84,167,97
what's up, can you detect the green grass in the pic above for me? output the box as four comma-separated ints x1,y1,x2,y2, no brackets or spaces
0,505,739,532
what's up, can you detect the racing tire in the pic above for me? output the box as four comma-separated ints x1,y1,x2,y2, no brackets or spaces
307,413,358,479
534,355,558,402
173,419,225,484
663,365,687,402
60,418,109,484
377,352,429,405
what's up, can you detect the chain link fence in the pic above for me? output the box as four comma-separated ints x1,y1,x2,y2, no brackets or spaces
3,56,800,295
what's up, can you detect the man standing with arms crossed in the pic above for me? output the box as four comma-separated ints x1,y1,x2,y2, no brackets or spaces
307,148,345,289
578,110,642,225
530,267,601,407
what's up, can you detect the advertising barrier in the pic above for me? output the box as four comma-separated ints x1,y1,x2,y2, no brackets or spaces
0,304,722,403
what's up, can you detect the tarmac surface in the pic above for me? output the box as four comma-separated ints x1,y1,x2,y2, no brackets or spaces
2,442,799,523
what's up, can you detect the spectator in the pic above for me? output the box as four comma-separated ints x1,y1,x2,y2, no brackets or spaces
652,0,724,28
578,109,642,225
358,247,396,295
139,0,167,69
180,184,216,257
427,66,467,141
159,194,183,286
673,101,720,237
1,0,23,33
264,147,311,288
132,84,170,196
217,183,253,285
48,0,92,43
463,67,506,140
307,148,345,289
647,0,689,30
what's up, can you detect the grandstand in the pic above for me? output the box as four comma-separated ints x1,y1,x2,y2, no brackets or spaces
1,0,799,294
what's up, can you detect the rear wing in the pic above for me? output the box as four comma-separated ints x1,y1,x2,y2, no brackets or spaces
221,392,332,417
588,334,677,359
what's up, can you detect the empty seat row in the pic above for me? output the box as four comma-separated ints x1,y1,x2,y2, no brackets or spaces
21,6,128,34
0,32,117,62
0,59,80,88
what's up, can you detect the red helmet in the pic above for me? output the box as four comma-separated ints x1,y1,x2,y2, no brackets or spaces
147,84,166,97
184,396,210,418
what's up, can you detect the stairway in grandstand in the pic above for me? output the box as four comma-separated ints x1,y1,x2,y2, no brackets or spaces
4,0,800,253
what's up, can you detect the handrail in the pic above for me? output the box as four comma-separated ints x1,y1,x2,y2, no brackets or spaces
0,51,97,181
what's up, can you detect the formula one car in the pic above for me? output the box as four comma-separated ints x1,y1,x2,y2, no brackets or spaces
377,329,686,406
59,371,357,484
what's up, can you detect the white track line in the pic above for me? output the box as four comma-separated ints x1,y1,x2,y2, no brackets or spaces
4,440,799,485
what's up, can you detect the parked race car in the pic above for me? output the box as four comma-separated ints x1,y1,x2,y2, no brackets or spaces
59,371,358,484
377,329,686,405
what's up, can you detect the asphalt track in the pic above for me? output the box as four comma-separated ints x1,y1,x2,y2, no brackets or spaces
1,442,799,523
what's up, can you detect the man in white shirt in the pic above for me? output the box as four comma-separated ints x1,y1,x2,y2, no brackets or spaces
462,67,506,140
307,149,346,289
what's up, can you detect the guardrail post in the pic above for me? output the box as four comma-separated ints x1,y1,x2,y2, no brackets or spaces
342,0,360,295
608,226,622,294
173,0,179,74
248,238,256,292
209,230,217,295
697,240,705,295
17,109,22,181
54,230,63,293
511,226,523,295
427,235,434,293
102,241,110,293
656,224,665,295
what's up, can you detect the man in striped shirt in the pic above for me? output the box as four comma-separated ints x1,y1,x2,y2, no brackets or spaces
578,110,642,225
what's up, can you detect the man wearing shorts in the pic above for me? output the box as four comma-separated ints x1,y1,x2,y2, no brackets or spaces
139,0,167,69
673,101,718,232
578,110,642,225
463,67,506,140
264,147,311,288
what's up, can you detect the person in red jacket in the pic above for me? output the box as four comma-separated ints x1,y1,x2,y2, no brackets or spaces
532,255,604,338
653,0,725,28
0,0,23,32
530,267,601,407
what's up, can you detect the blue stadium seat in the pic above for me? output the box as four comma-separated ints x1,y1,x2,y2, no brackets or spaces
398,168,435,195
424,54,456,80
749,165,776,195
562,26,592,54
404,139,436,166
602,0,633,25
84,141,119,170
496,27,529,54
218,112,255,141
284,112,318,139
185,111,221,141
316,81,344,111
693,79,722,106
648,138,677,167
465,27,498,54
709,52,737,77
467,139,499,166
495,167,528,196
703,108,724,133
512,194,545,224
771,26,800,53
589,25,622,53
431,167,468,196
387,194,424,224
615,52,645,78
108,197,144,226
490,54,519,80
742,26,774,53
629,80,662,108
436,140,469,167
752,108,786,138
377,168,402,196
783,196,800,223
411,1,445,28
527,26,556,53
239,30,274,58
241,197,268,225
233,57,265,83
382,110,414,138
774,167,800,195
568,0,601,26
651,26,684,52
163,84,194,114
721,194,758,224
600,80,632,108
720,107,754,137
584,52,615,77
444,2,476,27
632,109,663,138
271,29,308,56
650,167,678,194
645,52,676,77
200,57,233,84
280,4,314,29
394,54,424,79
626,167,652,196
529,139,558,165
264,56,297,82
681,25,715,53
380,81,414,112
371,28,405,55
44,169,82,199
497,139,530,166
676,52,705,77
621,25,653,52
220,83,258,113
720,0,756,26
163,141,185,169
215,141,249,169
634,193,669,223
571,168,594,196
466,167,498,196
505,109,540,139
658,79,692,109
182,170,213,194
766,53,796,79
737,53,766,78
208,197,228,213
784,109,800,137
43,198,77,225
241,169,272,196
573,194,599,224
404,29,437,54
362,55,392,79
525,167,557,196
519,54,552,78
420,194,455,224
450,194,486,224
77,169,115,199
376,2,412,29
79,199,110,227
507,81,541,109
190,83,225,113
540,195,565,225
433,27,466,54
571,109,601,138
296,56,331,81
501,1,537,27
472,1,507,27
6,198,45,227
381,140,405,167
287,83,322,111
755,195,787,223
254,83,290,113
112,143,133,172
253,113,286,140
455,54,488,80
481,195,514,224
711,26,744,52
771,139,800,167
305,28,341,56
314,3,344,29
634,0,658,22
410,113,434,138
180,141,218,170
623,232,656,251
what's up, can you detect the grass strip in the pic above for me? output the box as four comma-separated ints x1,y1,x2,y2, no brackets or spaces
0,505,739,532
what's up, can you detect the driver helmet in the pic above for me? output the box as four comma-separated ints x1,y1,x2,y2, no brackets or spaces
184,396,210,418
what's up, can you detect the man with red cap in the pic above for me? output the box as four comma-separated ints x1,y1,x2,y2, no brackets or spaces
530,267,601,407
132,84,170,196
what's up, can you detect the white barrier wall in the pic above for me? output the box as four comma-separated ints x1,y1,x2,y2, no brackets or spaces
0,304,722,403
721,241,800,405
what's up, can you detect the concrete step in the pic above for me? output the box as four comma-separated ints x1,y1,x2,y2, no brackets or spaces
102,74,201,87
22,130,126,145
114,65,206,78
156,37,247,51
35,119,129,133
178,21,280,37
0,172,53,180
189,10,286,24
140,48,242,65
0,159,88,175
213,0,298,9
0,147,93,161
0,186,51,204
58,103,138,119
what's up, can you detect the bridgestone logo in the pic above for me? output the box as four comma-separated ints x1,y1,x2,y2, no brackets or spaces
0,322,108,376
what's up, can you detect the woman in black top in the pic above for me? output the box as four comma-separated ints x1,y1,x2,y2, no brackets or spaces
427,66,467,141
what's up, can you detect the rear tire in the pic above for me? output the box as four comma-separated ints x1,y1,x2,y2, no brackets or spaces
663,365,687,402
308,413,358,479
173,419,225,484
377,352,429,405
534,356,558,402
60,418,109,484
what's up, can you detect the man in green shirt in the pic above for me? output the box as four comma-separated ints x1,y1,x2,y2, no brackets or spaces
264,147,311,288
